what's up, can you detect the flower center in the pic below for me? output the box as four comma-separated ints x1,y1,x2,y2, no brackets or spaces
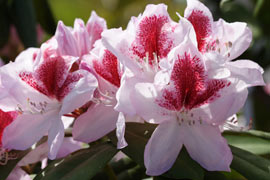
135,52,160,76
91,88,115,107
205,39,233,58
175,110,204,127
16,98,60,115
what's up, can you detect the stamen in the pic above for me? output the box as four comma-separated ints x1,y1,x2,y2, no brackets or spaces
153,52,159,72
223,115,250,131
91,89,114,106
0,148,17,165
97,88,114,100
17,98,56,115
228,41,232,48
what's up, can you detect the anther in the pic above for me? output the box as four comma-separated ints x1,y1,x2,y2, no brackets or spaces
228,41,232,48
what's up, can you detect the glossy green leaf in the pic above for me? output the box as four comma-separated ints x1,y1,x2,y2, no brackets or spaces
109,122,204,180
9,0,37,47
230,145,270,180
34,142,118,180
224,130,270,155
0,149,30,180
118,165,147,180
110,157,137,174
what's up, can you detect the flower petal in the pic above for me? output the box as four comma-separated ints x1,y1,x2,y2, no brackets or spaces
72,102,118,143
102,28,141,73
60,70,97,115
182,124,232,171
214,19,252,61
131,82,171,124
56,137,82,159
73,18,91,56
184,0,213,52
144,120,182,176
7,167,31,180
195,84,248,125
18,142,48,166
19,137,82,166
114,72,138,116
226,60,265,87
2,112,53,150
48,117,65,159
55,21,80,56
116,112,128,149
86,11,107,49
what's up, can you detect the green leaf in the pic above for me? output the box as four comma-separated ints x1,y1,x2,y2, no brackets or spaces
0,149,30,180
34,142,118,180
9,0,37,47
230,145,270,180
118,165,147,180
109,123,204,180
110,157,137,174
223,130,270,155
32,0,56,35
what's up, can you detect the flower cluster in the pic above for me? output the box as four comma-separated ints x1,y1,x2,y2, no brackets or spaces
0,0,264,176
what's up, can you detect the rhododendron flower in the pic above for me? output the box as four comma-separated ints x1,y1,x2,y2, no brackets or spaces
101,1,264,175
184,0,264,88
102,4,196,75
44,11,107,59
0,46,97,159
128,36,264,175
72,40,125,146
185,0,251,60
102,3,195,116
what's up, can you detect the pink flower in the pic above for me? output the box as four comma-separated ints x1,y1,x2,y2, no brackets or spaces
128,32,264,174
102,4,194,117
51,11,106,58
103,3,264,172
130,38,236,175
185,0,251,60
184,0,264,88
72,40,125,147
0,46,97,159
102,4,192,77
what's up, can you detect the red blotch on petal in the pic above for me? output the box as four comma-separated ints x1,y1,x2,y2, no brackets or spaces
20,56,82,101
188,10,212,52
0,110,17,146
93,50,121,87
158,53,227,111
131,15,173,65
